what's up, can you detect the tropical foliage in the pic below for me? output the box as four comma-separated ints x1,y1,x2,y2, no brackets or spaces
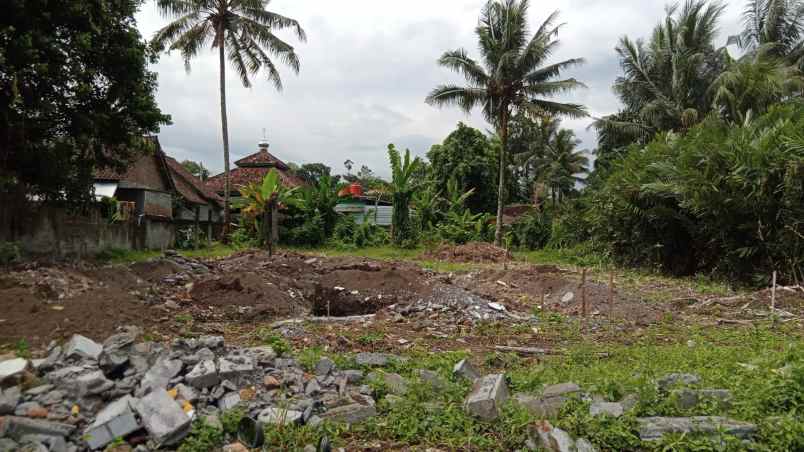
236,169,300,252
426,0,587,245
588,103,804,282
387,145,423,247
152,0,306,235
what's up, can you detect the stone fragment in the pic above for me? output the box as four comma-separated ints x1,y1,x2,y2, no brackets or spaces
453,359,480,381
464,374,509,421
174,384,199,402
542,382,581,398
223,443,249,452
322,403,377,424
217,356,255,381
315,357,336,376
530,420,575,452
275,358,298,368
416,369,446,390
132,389,191,446
25,385,54,397
0,439,18,452
0,386,22,415
76,370,114,397
576,438,599,452
512,393,566,418
185,360,219,389
139,358,183,394
0,416,75,440
199,336,224,349
561,292,575,303
64,335,103,361
19,434,66,452
589,401,624,418
636,416,757,441
620,394,639,411
84,396,141,450
263,375,281,389
355,352,398,367
671,389,732,410
656,373,700,391
369,372,408,395
0,358,28,382
247,346,277,364
15,402,45,417
257,407,304,425
342,370,364,384
305,379,321,396
99,331,137,374
218,392,241,411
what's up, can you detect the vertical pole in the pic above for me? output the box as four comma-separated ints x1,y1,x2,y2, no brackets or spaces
580,268,587,319
608,270,615,323
540,287,545,312
194,205,200,250
771,271,777,313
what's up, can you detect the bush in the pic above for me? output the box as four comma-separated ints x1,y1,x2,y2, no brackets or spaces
436,210,493,244
332,214,388,248
508,212,552,250
589,103,804,284
282,213,327,247
0,241,21,265
230,223,259,249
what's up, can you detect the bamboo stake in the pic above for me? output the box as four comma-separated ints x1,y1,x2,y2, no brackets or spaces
540,287,546,312
771,271,777,314
608,270,615,323
580,268,587,318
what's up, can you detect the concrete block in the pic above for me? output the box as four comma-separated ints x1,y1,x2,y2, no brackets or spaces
84,395,141,450
464,374,509,421
132,389,191,446
64,335,103,361
453,359,480,381
185,360,219,389
218,392,241,411
637,416,757,441
140,358,183,393
542,382,581,398
590,401,624,418
0,386,22,415
315,357,336,376
76,370,114,397
257,407,304,425
321,403,377,424
0,358,28,382
0,416,75,440
530,420,575,452
217,356,254,381
355,352,398,367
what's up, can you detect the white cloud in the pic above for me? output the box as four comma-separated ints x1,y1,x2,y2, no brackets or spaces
136,0,743,177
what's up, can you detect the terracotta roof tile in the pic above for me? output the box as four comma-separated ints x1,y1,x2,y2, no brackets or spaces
234,148,289,169
164,157,223,207
205,167,305,193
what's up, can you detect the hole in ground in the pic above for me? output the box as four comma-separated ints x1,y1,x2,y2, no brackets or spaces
310,285,388,316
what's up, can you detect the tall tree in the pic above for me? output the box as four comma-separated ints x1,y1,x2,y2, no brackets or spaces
1,0,169,205
595,1,728,141
426,1,587,246
180,160,210,180
153,0,306,237
730,0,804,62
427,123,498,213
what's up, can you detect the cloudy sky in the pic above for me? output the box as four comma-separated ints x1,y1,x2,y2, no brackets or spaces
135,0,743,178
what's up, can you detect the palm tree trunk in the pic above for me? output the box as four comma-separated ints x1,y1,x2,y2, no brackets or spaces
218,31,232,241
494,110,509,247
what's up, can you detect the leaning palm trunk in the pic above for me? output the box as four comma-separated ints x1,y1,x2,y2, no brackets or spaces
218,33,232,240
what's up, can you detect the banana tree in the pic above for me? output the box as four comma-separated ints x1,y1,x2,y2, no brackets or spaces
237,169,299,255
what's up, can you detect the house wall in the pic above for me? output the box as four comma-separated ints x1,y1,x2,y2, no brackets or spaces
0,203,174,258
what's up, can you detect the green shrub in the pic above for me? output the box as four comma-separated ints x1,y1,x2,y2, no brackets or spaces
282,213,327,247
589,102,804,284
332,214,388,249
508,212,552,250
177,419,223,452
0,241,21,265
436,210,493,244
230,223,259,249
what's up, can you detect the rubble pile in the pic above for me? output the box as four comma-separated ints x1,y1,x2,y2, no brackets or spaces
0,329,405,451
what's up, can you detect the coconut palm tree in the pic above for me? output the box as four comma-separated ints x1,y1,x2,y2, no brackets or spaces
730,0,804,62
595,1,727,140
152,0,306,238
426,0,587,246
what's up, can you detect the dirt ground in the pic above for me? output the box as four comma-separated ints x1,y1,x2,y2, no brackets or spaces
1,249,801,351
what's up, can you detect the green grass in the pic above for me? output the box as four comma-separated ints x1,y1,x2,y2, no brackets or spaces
180,242,244,260
95,248,162,264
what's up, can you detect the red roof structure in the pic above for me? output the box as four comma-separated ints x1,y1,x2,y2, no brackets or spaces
206,141,305,194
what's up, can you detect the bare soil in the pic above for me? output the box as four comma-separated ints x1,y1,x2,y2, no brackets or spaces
1,249,800,352
422,241,512,263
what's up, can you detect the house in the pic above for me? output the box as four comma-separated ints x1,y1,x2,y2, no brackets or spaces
94,136,223,248
335,184,394,227
205,140,305,203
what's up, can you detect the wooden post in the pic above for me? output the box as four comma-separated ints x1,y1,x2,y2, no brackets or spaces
608,270,615,323
771,271,777,313
580,268,587,318
540,287,545,311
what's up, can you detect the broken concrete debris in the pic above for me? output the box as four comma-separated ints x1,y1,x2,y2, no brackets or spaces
636,416,757,441
0,358,28,383
63,335,103,361
133,388,192,446
464,373,509,421
453,358,480,381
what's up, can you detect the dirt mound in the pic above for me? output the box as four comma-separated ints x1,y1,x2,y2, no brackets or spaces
129,259,184,282
423,242,512,263
188,272,304,318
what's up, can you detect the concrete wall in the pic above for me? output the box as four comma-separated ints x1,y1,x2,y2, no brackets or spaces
0,203,174,258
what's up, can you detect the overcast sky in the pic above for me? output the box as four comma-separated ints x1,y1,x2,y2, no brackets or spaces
135,0,743,178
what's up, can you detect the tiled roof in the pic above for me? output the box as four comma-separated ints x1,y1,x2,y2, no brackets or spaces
205,166,305,193
234,148,289,169
164,156,223,207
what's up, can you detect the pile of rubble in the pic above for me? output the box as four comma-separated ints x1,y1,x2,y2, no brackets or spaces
0,329,405,451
